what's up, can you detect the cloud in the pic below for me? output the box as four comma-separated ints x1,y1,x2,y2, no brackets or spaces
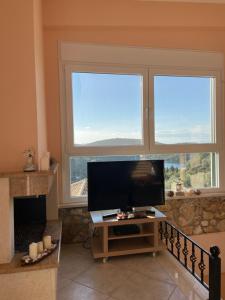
73,124,211,145
155,125,211,144
74,129,142,145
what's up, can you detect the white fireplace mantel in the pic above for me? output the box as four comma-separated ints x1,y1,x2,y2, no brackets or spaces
0,162,58,264
0,162,58,198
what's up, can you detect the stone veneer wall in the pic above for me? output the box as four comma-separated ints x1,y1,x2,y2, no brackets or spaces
59,195,225,243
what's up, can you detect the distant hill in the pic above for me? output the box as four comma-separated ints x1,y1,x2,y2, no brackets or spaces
84,138,142,146
78,138,198,147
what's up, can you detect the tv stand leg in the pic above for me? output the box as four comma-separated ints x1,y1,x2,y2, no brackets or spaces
103,257,108,263
152,252,156,257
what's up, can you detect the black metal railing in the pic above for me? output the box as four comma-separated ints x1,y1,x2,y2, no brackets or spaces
160,221,221,300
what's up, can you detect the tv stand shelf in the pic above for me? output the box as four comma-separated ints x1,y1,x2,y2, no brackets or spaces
90,208,166,262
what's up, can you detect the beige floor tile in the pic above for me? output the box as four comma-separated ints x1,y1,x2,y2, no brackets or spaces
156,252,208,300
60,249,93,266
58,244,210,300
61,243,92,258
59,243,95,281
73,262,133,294
169,287,188,300
60,244,93,264
58,281,108,300
59,258,92,279
110,272,175,300
57,275,73,291
110,253,174,284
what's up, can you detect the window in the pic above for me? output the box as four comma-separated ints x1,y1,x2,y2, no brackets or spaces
71,72,144,147
154,75,215,145
60,44,224,206
64,65,148,156
70,152,218,199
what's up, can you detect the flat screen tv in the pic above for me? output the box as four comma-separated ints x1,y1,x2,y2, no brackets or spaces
88,160,165,212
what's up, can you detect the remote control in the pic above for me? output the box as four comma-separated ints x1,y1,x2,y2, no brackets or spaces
102,213,118,220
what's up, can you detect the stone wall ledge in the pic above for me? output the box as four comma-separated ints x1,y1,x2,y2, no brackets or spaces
165,191,225,201
156,195,225,236
59,194,225,243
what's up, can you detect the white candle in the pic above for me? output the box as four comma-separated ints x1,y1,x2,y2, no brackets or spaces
37,241,44,253
43,235,52,249
29,242,38,260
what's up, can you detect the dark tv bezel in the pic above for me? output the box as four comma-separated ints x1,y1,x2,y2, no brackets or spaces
87,160,165,212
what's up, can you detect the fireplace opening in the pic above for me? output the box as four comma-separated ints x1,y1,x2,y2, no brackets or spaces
14,195,46,252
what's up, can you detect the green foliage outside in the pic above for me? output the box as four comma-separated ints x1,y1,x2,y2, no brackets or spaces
164,152,212,190
70,152,214,191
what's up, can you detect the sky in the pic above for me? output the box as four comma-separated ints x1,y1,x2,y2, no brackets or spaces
154,76,212,144
72,72,213,145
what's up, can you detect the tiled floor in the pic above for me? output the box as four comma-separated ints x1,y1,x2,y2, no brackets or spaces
57,244,208,300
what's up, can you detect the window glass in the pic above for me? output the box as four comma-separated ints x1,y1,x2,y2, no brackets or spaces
70,153,217,197
154,76,215,144
72,72,143,146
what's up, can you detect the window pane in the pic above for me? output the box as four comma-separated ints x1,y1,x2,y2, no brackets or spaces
70,153,217,197
146,153,218,190
154,76,215,144
72,72,143,146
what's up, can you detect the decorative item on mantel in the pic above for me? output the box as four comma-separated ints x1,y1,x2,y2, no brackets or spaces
167,190,174,197
21,235,58,266
175,178,185,196
23,148,37,172
193,189,201,195
167,188,202,198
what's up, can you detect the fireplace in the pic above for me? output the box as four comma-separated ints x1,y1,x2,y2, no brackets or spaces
0,162,58,264
14,196,46,252
0,162,60,300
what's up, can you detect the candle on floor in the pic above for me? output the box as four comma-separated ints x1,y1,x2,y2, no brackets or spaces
43,235,52,249
29,242,38,260
37,241,44,253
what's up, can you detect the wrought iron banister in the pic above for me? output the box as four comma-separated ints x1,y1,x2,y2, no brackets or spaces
160,221,221,300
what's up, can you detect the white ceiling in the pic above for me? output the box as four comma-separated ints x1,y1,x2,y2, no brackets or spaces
139,0,225,3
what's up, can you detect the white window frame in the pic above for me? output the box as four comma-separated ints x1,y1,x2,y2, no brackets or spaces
59,42,224,207
148,67,223,154
64,64,149,156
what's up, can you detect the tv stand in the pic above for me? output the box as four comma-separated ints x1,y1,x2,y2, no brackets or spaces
90,207,166,262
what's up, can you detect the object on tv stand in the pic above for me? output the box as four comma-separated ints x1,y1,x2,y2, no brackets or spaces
145,210,155,216
116,210,155,220
102,213,118,220
113,224,140,236
133,211,147,219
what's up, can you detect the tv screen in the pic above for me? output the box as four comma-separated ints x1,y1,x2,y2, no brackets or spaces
88,160,165,211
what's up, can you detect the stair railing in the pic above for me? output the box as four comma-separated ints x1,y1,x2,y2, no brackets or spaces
159,221,221,300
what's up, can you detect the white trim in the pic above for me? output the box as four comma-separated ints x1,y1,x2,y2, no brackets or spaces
60,42,224,70
58,42,67,205
59,191,225,209
148,67,223,152
64,63,149,155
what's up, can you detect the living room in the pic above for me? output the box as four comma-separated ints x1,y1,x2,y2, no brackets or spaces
1,0,225,299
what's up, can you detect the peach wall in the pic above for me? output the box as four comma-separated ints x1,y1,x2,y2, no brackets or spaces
43,0,225,28
43,0,225,201
0,0,38,172
0,0,47,172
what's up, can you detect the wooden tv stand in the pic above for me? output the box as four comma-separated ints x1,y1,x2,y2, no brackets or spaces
90,208,166,262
